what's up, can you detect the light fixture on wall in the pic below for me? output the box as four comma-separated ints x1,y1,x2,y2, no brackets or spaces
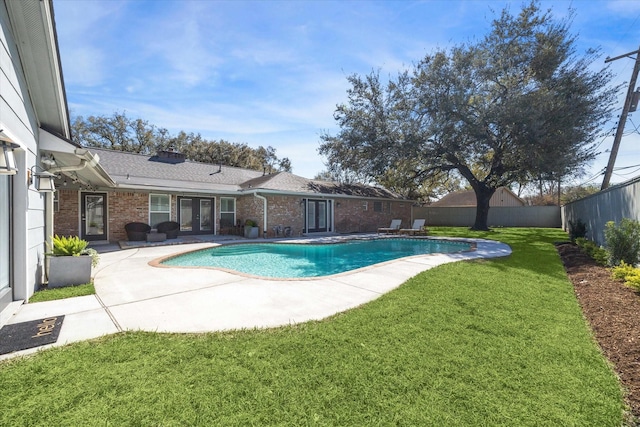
28,166,56,192
0,140,19,175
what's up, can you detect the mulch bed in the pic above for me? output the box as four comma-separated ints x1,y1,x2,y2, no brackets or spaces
556,243,640,422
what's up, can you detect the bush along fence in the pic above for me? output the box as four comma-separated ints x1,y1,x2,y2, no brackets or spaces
562,174,640,245
574,218,640,290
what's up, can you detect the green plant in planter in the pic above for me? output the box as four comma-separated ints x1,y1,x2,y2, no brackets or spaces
244,219,259,239
49,235,100,267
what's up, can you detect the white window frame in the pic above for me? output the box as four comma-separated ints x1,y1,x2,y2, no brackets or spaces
220,197,236,227
149,193,171,227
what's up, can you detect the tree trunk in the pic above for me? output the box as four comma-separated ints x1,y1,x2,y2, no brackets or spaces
471,186,496,231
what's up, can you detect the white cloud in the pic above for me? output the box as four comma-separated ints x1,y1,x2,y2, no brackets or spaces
56,0,640,181
606,0,640,13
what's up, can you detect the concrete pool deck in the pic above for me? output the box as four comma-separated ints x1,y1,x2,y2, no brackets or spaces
0,235,511,360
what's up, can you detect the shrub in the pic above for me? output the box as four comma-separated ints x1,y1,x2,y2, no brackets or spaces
604,218,640,266
50,235,88,256
611,262,640,290
568,219,587,242
48,235,100,267
575,237,608,266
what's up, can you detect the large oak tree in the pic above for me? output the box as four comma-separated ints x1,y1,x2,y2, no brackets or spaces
319,2,619,229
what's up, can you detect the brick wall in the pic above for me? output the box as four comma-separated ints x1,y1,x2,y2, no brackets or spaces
109,192,149,241
265,195,303,237
55,188,413,241
54,189,79,237
54,190,149,242
334,199,411,233
237,195,264,232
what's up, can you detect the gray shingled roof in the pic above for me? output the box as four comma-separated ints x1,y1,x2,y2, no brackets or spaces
91,148,262,192
91,148,404,199
431,189,477,207
242,172,402,198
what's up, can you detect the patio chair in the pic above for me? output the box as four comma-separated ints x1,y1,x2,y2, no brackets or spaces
156,221,180,239
399,219,428,236
378,219,402,234
125,222,151,241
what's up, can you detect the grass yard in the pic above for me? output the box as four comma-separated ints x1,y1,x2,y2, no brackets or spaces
28,282,95,303
0,228,625,425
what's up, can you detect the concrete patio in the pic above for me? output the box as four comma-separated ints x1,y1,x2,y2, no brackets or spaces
0,235,511,360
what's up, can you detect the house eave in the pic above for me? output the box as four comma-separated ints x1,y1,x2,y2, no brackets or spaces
39,129,115,188
5,0,71,138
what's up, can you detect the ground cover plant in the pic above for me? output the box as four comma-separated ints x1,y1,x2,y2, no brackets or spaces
0,228,624,425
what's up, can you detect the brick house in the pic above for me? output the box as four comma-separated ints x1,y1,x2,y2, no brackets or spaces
53,147,413,242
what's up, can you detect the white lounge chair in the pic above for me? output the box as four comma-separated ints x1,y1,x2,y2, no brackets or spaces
378,219,402,234
399,219,427,235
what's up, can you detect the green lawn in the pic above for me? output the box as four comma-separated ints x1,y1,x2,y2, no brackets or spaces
0,228,625,426
28,282,95,303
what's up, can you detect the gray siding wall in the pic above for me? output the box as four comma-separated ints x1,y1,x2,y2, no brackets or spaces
1,3,46,301
413,206,561,228
561,176,640,246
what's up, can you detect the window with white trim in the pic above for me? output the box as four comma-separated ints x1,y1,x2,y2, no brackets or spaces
220,197,236,228
149,194,171,228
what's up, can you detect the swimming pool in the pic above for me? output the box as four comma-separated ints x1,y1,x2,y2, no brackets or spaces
161,238,473,278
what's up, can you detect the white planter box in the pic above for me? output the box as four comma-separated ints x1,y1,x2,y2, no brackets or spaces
244,226,259,239
47,256,92,288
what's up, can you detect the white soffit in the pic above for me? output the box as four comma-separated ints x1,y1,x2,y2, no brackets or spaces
5,0,69,138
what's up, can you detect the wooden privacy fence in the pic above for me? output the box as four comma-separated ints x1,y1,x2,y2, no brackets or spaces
412,206,561,228
562,175,640,246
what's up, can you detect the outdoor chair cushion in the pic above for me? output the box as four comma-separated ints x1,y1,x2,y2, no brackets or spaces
156,221,180,239
125,222,151,241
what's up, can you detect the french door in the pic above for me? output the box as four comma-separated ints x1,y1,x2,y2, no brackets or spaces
177,197,214,235
305,199,331,233
81,192,107,241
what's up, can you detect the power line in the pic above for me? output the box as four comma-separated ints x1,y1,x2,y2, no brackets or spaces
614,163,640,170
613,166,640,177
601,46,640,190
574,168,606,187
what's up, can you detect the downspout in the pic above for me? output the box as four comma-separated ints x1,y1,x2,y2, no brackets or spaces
254,193,268,238
47,158,87,174
44,191,54,284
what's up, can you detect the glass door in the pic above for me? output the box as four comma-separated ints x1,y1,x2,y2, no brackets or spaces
81,192,107,241
178,197,215,235
179,198,193,231
305,199,329,233
200,199,212,232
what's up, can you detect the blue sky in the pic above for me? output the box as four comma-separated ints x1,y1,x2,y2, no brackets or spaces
54,0,640,186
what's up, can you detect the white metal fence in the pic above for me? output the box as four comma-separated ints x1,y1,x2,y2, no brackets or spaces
561,175,640,246
412,206,561,228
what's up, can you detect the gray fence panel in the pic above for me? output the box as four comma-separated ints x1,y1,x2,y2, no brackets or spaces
562,176,640,246
413,206,561,228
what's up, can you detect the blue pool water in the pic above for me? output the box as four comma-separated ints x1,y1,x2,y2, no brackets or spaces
162,238,472,278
